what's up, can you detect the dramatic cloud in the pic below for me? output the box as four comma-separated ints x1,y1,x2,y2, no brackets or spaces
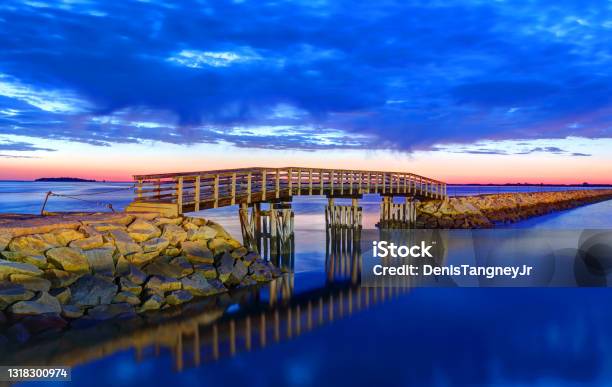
0,0,611,151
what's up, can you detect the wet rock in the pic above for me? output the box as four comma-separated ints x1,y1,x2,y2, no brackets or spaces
0,282,34,309
49,287,71,304
113,291,141,305
208,222,231,239
87,303,136,320
45,247,89,274
139,294,164,312
70,275,118,307
20,313,67,335
142,237,170,253
208,238,233,256
170,256,194,277
153,217,183,226
127,219,161,242
0,230,13,251
107,229,142,256
115,254,130,274
127,250,159,266
1,251,47,269
10,274,51,292
187,225,217,241
163,246,181,257
52,229,85,246
0,259,43,278
145,275,182,293
193,263,217,279
125,264,147,285
69,234,104,250
165,290,193,305
9,292,62,316
241,252,259,267
181,272,225,296
8,234,58,254
248,260,274,282
161,224,187,245
216,252,247,286
61,304,83,319
44,269,81,288
231,246,248,259
143,260,183,278
119,277,142,295
82,248,115,275
182,241,214,264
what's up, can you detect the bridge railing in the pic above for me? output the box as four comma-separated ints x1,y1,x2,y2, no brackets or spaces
133,167,447,212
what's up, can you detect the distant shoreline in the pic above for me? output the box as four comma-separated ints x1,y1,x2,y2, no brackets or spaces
35,177,97,182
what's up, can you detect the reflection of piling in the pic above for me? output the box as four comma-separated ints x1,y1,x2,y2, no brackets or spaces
325,221,362,285
377,196,417,229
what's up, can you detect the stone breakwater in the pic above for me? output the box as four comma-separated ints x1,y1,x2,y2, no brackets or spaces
0,212,280,344
416,189,612,228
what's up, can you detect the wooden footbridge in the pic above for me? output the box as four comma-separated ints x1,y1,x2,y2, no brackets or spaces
127,167,447,217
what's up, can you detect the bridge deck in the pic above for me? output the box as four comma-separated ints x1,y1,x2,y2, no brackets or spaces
127,167,447,216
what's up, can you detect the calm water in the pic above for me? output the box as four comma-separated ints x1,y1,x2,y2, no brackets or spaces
2,182,612,386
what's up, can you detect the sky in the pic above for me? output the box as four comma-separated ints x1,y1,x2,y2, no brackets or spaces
0,0,611,183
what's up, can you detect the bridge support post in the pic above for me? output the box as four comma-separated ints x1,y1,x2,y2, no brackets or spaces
239,201,294,271
325,197,362,230
377,196,416,229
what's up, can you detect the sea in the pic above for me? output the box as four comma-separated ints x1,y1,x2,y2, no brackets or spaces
2,181,612,386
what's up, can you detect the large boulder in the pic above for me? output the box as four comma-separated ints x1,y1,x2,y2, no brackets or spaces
51,229,85,246
10,274,51,292
248,260,274,282
216,252,247,286
82,248,115,275
49,287,71,304
69,234,104,250
143,260,184,278
139,294,164,312
119,277,142,295
106,229,142,256
69,275,118,307
1,251,47,269
44,269,81,288
161,224,187,246
9,292,61,315
181,272,226,296
170,256,194,277
0,230,12,251
0,259,43,279
45,247,90,274
8,234,58,254
182,241,214,264
0,282,34,309
141,237,170,253
208,238,233,256
145,276,182,293
127,251,159,266
112,291,141,305
193,263,217,279
127,219,161,242
165,290,193,305
124,264,147,285
187,225,217,241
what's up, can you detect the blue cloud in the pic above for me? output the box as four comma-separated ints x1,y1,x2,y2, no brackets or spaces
0,0,611,151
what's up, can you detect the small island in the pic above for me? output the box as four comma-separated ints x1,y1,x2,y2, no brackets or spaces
35,177,97,183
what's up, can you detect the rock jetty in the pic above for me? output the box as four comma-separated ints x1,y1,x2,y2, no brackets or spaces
416,189,612,228
0,212,281,344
